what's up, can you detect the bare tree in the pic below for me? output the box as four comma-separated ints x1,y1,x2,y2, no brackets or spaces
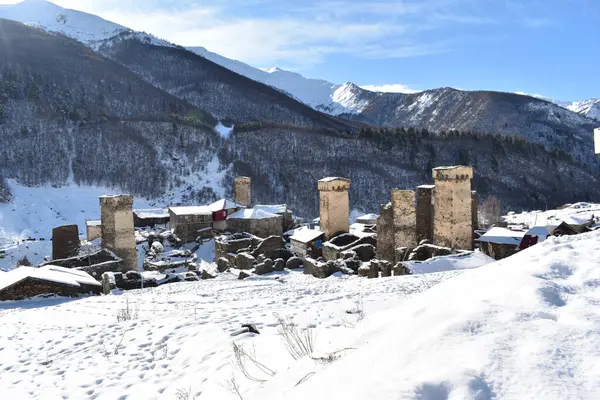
479,196,502,228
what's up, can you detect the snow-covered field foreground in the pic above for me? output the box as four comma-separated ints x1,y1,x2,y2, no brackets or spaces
2,232,600,399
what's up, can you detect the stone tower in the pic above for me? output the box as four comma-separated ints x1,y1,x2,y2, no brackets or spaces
100,195,137,272
376,202,394,263
318,177,350,239
391,189,417,254
432,166,474,250
416,185,435,244
234,177,252,207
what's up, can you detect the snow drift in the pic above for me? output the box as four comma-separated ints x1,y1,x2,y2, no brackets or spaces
260,231,600,400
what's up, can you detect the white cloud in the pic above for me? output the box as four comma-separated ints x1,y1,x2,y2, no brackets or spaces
361,84,421,94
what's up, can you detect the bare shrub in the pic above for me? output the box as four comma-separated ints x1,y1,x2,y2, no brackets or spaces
232,342,276,382
274,313,315,360
479,196,502,228
343,294,365,327
225,375,244,400
116,299,139,322
175,387,194,400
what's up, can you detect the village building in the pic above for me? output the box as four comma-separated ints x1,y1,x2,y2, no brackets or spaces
168,205,213,242
208,199,245,231
52,224,80,261
0,265,101,301
133,209,170,228
234,177,252,207
226,208,283,238
519,225,555,250
432,166,474,250
255,204,294,231
100,195,137,272
86,220,101,241
356,213,379,225
477,227,526,260
318,177,351,239
290,228,325,258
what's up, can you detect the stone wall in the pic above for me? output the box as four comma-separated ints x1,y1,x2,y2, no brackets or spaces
0,277,101,301
235,176,252,207
52,224,80,260
376,202,394,262
318,177,350,239
416,185,434,244
86,224,101,241
170,212,213,242
471,190,478,248
227,216,283,239
100,195,137,272
432,166,473,250
391,189,417,258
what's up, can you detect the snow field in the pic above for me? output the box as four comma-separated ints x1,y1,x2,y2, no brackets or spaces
0,269,454,399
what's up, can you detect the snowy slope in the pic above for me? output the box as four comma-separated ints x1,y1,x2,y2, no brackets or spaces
0,0,126,44
1,224,599,399
256,231,600,400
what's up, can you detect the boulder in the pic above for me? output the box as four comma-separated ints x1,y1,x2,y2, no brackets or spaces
198,270,217,280
337,261,355,275
357,264,371,277
267,248,295,263
235,252,256,270
256,254,266,263
264,258,274,269
125,271,141,280
342,250,357,260
252,236,286,258
313,262,335,279
349,244,376,262
273,258,285,271
217,257,231,273
379,260,393,277
238,271,251,280
286,256,303,269
393,262,411,276
183,272,198,281
255,262,274,275
344,258,361,271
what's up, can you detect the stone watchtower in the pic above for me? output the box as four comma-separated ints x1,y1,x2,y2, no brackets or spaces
318,177,351,239
391,189,417,252
432,166,474,250
100,195,137,272
235,177,252,207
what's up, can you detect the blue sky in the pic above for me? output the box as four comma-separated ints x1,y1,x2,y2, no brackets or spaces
4,0,599,100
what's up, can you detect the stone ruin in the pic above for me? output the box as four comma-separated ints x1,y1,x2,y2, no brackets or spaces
40,248,122,280
52,224,80,261
214,233,299,277
432,166,474,250
234,176,252,208
318,177,350,239
322,233,377,262
100,195,138,272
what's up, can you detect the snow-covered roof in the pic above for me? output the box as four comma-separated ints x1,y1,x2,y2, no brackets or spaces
356,213,379,221
254,204,292,214
291,228,324,244
86,220,101,227
319,177,346,182
525,225,556,237
133,208,169,218
227,208,281,220
169,206,212,216
208,199,244,212
477,227,526,245
562,215,593,226
0,265,100,292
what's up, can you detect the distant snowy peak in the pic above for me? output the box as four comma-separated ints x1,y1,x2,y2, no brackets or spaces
0,0,126,44
326,82,377,114
567,99,600,122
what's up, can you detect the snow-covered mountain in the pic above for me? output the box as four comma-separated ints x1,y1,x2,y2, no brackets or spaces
187,47,364,113
0,0,126,43
566,99,600,122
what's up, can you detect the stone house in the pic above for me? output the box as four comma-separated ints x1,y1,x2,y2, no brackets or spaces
0,265,101,301
290,228,325,258
169,206,213,242
477,227,526,260
86,220,102,241
227,208,283,238
208,199,245,231
255,204,295,231
133,209,170,228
